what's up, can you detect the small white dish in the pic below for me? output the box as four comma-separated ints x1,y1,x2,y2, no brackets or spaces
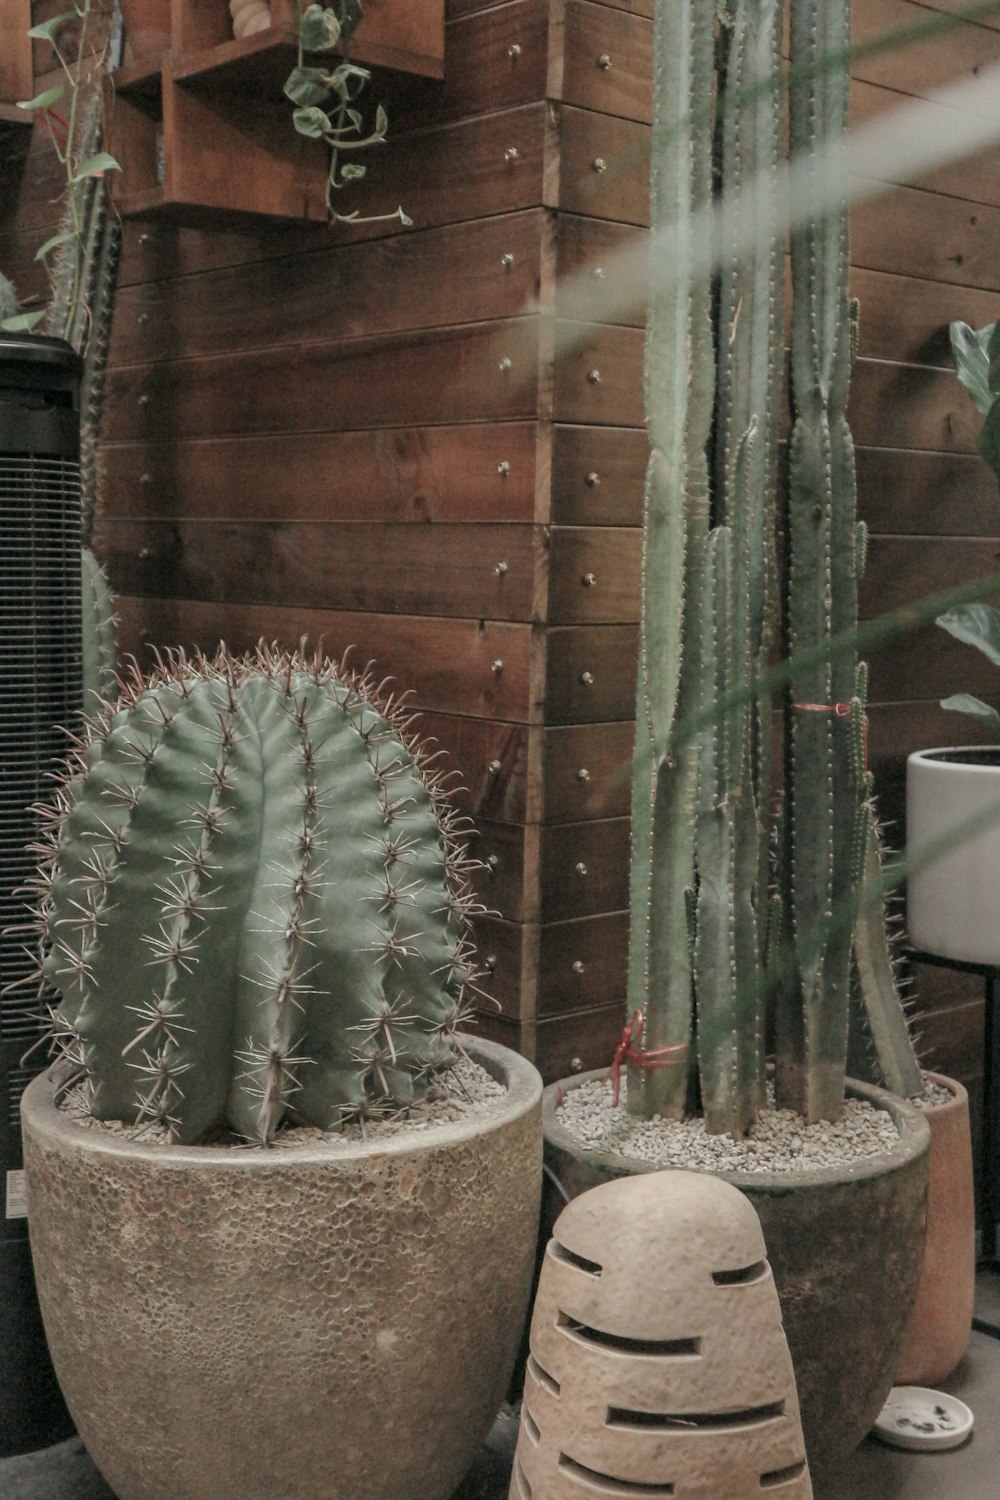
873,1386,974,1452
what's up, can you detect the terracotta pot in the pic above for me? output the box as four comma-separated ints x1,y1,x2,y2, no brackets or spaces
895,1071,975,1385
543,1071,930,1483
21,1038,542,1500
119,0,172,63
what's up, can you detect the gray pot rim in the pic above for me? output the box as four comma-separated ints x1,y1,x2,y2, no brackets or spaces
544,1068,930,1194
22,1034,541,1172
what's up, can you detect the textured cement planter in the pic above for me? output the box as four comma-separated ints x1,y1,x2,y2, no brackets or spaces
907,747,1000,965
21,1037,542,1500
543,1072,930,1481
896,1072,975,1386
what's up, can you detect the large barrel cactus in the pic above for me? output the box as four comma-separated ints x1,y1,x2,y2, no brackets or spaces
29,645,479,1145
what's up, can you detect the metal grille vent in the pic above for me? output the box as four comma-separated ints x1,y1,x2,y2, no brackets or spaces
0,336,83,1192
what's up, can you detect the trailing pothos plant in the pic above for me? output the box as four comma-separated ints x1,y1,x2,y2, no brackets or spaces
1,0,120,339
283,2,411,225
936,319,1000,730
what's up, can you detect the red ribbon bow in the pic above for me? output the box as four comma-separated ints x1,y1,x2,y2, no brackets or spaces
604,1009,688,1108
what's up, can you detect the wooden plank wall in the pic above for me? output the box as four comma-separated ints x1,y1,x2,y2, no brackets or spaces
2,1,999,1144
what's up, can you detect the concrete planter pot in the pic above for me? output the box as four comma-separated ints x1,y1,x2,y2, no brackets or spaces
896,1072,975,1386
907,747,1000,965
21,1037,542,1500
543,1071,930,1482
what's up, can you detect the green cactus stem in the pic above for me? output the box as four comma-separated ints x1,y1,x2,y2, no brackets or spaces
80,545,117,718
30,645,480,1145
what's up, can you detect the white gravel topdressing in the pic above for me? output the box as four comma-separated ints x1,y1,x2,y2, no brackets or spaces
63,1055,508,1150
555,1076,903,1174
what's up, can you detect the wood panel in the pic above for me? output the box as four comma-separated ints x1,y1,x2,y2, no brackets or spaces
553,320,643,424
392,0,550,129
551,424,647,525
103,317,547,442
851,76,1000,207
96,518,545,622
857,447,1000,534
543,720,633,822
852,181,1000,293
852,0,1000,114
545,624,637,722
114,596,535,722
476,909,627,1016
538,817,631,920
860,536,1000,616
108,211,550,366
411,712,537,823
535,1000,625,1081
851,267,1000,367
102,423,546,524
867,620,1000,703
850,358,981,452
556,104,649,225
547,526,641,622
555,213,646,327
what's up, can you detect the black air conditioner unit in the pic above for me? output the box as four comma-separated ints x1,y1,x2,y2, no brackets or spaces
0,333,82,1455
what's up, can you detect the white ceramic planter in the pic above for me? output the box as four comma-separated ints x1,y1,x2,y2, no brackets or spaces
907,747,1000,965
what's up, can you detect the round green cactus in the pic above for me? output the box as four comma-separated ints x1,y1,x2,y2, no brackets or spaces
30,645,481,1144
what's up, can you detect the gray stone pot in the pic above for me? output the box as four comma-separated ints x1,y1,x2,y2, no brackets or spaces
543,1071,930,1481
21,1037,542,1500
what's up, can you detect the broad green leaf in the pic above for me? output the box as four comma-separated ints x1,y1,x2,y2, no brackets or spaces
937,603,1000,667
17,86,65,113
0,310,46,332
940,693,1000,729
283,65,329,107
72,152,121,182
27,11,76,42
292,105,331,139
35,230,76,262
979,398,1000,481
300,4,341,50
950,321,994,417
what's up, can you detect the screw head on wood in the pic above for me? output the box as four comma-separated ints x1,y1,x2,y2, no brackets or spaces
581,573,596,587
501,253,515,269
570,1056,584,1073
486,855,500,872
577,768,591,783
587,369,601,384
492,659,504,675
484,955,498,972
572,960,585,975
592,266,606,280
507,42,522,57
586,471,600,487
488,759,502,775
497,459,511,475
495,560,509,576
504,146,520,163
139,472,152,486
592,157,607,173
579,670,594,686
498,356,513,373
598,52,612,69
575,861,588,877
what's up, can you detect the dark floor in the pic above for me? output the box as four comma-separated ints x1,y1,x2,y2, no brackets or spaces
4,1276,1000,1500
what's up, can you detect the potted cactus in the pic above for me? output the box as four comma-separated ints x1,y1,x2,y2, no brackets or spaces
542,0,931,1480
19,645,542,1500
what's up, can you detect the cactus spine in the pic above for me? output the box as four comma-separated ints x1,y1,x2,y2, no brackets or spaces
632,0,920,1131
31,646,479,1145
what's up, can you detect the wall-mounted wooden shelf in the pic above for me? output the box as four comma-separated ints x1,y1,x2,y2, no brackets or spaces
105,0,444,223
0,0,33,127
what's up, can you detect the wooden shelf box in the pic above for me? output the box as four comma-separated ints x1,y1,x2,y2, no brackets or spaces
106,0,444,221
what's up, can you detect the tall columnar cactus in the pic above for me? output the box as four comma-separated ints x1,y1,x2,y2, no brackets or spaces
29,646,479,1145
629,0,920,1133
